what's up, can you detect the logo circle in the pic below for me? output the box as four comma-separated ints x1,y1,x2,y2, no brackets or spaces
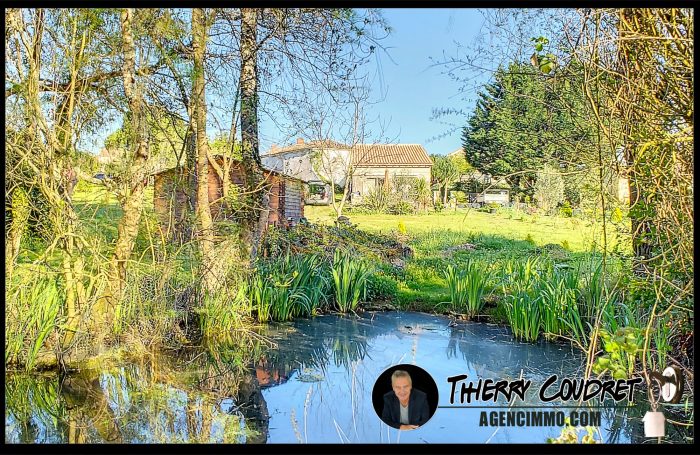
371,364,439,430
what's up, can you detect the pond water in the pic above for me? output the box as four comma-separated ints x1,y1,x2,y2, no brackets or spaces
5,312,684,444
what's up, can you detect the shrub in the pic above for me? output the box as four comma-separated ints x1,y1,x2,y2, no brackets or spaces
359,186,392,213
331,250,373,313
534,164,565,215
390,200,415,215
559,201,573,218
366,272,398,302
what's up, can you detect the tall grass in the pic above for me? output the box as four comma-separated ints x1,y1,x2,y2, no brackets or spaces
499,258,586,344
331,250,373,313
197,283,249,341
6,276,62,370
503,288,542,342
443,261,491,318
248,254,329,322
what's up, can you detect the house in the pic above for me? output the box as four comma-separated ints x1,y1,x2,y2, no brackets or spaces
262,139,433,204
153,155,304,242
349,144,432,202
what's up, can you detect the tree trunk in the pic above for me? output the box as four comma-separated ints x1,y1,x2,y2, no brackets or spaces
618,9,654,275
192,8,218,292
106,8,150,318
240,8,269,261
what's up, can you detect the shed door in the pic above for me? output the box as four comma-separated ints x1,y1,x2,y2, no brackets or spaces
284,180,303,221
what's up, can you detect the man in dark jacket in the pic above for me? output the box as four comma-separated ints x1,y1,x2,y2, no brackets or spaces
381,370,430,430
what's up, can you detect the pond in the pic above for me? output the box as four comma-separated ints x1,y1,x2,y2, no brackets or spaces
4,312,682,444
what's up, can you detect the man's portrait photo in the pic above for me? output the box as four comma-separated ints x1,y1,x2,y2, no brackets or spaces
372,364,438,430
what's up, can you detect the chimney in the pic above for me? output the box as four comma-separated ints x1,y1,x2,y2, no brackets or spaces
296,137,304,145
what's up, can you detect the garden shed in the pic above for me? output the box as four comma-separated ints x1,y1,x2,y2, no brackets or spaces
153,155,304,242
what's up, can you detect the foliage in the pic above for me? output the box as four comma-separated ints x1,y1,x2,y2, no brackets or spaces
500,257,543,342
592,327,644,380
331,250,373,313
357,186,392,214
559,201,573,218
249,254,329,322
431,154,470,203
366,271,399,302
197,284,249,342
537,266,584,343
413,177,433,212
6,276,63,370
461,62,589,197
547,418,599,444
390,200,415,215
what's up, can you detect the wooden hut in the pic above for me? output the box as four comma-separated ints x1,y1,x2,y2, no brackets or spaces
153,155,304,242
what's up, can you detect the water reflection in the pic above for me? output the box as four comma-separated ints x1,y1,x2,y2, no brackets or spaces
6,351,268,443
5,312,690,444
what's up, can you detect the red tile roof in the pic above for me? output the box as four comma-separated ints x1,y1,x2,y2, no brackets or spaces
263,141,432,168
351,144,432,167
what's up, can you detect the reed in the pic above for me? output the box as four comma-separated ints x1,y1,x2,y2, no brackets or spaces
6,276,62,370
443,261,491,318
331,250,373,313
197,283,249,340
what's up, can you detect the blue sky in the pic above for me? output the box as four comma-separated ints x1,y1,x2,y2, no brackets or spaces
365,8,487,155
260,8,489,156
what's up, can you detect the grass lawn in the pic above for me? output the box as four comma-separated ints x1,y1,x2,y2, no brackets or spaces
304,204,628,254
305,204,631,313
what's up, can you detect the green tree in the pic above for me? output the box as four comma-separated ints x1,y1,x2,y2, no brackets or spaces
462,62,590,198
431,154,469,204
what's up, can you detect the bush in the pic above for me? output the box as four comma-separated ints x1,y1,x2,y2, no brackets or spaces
358,187,392,214
534,164,565,215
390,200,415,215
559,201,573,218
366,272,398,302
